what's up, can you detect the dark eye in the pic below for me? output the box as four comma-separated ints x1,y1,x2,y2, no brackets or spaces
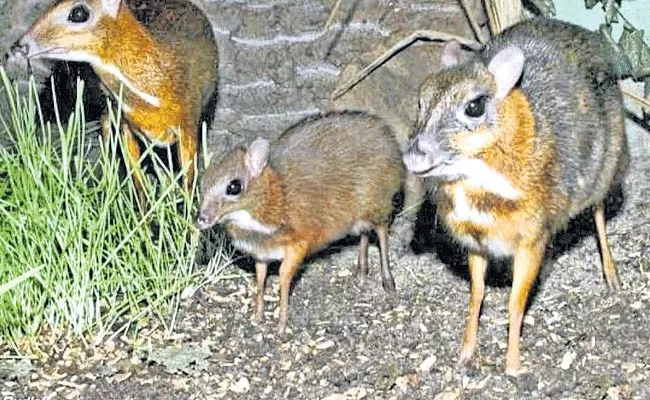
465,95,487,118
226,179,242,196
68,4,90,23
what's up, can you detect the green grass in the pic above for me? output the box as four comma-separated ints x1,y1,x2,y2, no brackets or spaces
0,68,231,352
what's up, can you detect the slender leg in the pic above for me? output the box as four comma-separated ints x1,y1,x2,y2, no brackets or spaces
254,261,268,321
355,232,370,278
122,123,147,208
376,224,396,293
177,122,198,194
100,113,112,144
506,235,547,375
278,244,309,333
459,251,488,364
594,202,621,290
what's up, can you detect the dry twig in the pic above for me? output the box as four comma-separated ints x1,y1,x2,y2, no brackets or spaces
331,30,481,99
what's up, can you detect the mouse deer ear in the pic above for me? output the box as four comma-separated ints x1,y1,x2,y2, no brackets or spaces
440,40,463,68
487,45,525,100
100,0,122,18
245,138,270,178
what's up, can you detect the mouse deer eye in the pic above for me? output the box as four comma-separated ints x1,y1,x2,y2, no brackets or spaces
465,95,488,118
226,179,242,196
68,4,91,23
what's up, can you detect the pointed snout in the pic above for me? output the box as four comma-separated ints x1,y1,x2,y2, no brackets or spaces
10,39,30,58
196,208,218,231
402,136,452,177
9,34,42,60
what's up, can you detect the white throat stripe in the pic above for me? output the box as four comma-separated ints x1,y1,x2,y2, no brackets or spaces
41,51,161,107
224,210,278,235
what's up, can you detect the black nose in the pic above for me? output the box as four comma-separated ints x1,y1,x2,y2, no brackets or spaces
10,40,29,57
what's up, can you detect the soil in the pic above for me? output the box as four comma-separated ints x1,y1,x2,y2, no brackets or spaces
1,1,649,399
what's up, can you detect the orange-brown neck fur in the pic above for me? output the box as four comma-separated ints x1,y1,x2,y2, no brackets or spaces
481,89,538,194
251,167,286,228
93,7,185,142
438,89,558,254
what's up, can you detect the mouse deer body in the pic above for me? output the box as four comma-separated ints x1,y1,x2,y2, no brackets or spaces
198,111,405,332
11,0,219,197
403,18,628,374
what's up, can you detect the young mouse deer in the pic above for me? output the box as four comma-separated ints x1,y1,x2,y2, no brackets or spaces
198,111,405,332
403,18,628,374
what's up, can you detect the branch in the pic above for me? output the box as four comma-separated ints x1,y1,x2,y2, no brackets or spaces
331,30,481,100
459,0,488,44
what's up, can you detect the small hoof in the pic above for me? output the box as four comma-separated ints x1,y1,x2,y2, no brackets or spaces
458,346,476,366
606,278,622,291
505,361,521,377
253,312,263,323
382,277,396,294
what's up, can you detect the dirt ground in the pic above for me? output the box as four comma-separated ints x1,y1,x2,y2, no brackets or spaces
1,1,649,399
2,96,649,400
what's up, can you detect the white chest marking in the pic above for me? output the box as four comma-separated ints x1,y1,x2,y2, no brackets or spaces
231,239,284,262
42,51,161,108
224,210,278,235
482,237,513,257
450,186,494,226
449,159,520,200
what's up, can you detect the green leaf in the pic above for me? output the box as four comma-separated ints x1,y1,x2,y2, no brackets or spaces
619,26,650,79
525,0,556,17
585,0,600,9
603,0,619,25
599,24,634,78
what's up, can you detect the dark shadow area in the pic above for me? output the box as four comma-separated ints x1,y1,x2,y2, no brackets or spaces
407,183,627,311
544,182,626,276
36,61,105,127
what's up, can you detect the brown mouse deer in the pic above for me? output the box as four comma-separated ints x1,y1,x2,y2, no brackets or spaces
403,18,629,374
198,111,405,332
10,0,219,200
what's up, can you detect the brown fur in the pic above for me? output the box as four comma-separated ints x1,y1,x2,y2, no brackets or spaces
403,19,628,374
198,111,405,331
13,0,219,198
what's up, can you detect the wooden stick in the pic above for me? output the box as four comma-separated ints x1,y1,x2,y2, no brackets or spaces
622,87,650,111
331,30,481,100
460,0,488,44
484,0,523,36
324,0,341,29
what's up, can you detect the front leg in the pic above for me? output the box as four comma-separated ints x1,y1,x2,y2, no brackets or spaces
506,234,548,375
122,122,147,209
254,261,268,321
459,251,488,364
278,243,309,333
177,122,198,195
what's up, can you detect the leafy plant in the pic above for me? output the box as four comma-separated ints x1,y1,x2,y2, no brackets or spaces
586,0,650,120
0,68,230,352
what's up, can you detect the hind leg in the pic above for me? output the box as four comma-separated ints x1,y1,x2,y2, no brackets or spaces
594,202,620,290
278,244,309,333
376,224,396,293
